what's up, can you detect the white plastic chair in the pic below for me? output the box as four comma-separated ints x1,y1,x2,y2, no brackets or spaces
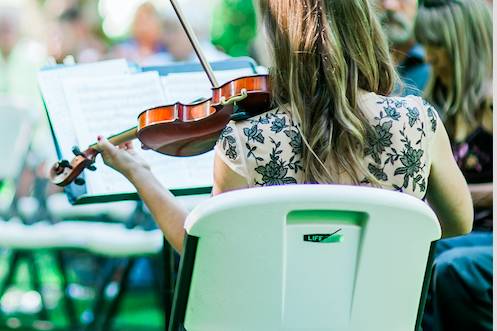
0,97,34,181
50,220,163,256
0,97,66,324
0,218,62,249
0,218,162,256
45,193,137,222
43,193,170,331
0,97,35,217
169,185,441,331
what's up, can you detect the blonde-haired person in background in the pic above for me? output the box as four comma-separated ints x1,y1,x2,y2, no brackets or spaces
96,0,472,254
415,0,493,330
0,2,55,169
416,0,492,135
0,4,46,105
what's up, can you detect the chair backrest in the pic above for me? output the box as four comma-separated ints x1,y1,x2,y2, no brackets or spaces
169,185,441,331
0,97,35,180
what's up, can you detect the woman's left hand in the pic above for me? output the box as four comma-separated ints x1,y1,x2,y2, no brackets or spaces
96,136,150,179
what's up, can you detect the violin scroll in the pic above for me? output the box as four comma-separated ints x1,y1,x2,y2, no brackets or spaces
49,127,139,187
49,146,99,187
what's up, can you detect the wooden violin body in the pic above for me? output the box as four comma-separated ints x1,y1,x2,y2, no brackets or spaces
138,74,271,156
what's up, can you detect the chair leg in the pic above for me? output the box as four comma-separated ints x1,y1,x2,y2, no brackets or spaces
84,259,117,331
162,239,176,330
26,253,49,321
54,251,79,329
151,255,166,311
100,258,136,331
0,251,21,302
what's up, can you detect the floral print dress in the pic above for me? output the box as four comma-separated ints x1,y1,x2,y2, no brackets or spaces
215,91,440,200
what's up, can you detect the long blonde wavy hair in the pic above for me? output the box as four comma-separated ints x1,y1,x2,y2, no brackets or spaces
415,0,493,131
257,0,397,184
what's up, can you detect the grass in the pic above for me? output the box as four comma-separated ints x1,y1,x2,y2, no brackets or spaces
0,250,164,331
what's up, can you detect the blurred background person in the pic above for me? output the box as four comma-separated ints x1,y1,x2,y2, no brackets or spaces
0,1,54,170
56,5,106,63
43,0,106,63
110,1,228,66
110,2,168,66
161,13,228,63
0,4,46,106
415,0,493,330
376,0,430,96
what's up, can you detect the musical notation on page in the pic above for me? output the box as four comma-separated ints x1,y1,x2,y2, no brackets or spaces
37,59,130,160
63,71,166,147
62,71,214,196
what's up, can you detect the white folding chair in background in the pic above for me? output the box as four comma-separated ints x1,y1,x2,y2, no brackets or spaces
169,185,441,331
0,97,34,219
44,195,159,331
75,194,209,331
40,139,211,331
46,193,183,331
0,97,63,325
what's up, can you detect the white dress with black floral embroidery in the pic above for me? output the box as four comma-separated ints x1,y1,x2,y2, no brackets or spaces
214,91,440,200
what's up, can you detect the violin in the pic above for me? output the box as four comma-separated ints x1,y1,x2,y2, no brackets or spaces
138,0,270,156
138,74,271,156
49,0,271,187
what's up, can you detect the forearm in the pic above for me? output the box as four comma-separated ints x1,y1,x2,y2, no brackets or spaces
427,165,474,237
427,189,474,238
469,183,493,208
127,167,188,253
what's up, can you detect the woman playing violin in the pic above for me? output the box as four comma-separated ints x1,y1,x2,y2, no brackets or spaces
97,0,473,253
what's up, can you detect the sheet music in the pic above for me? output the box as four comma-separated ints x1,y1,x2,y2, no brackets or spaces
161,68,256,104
38,59,130,159
146,150,214,191
62,71,214,195
41,61,259,200
63,72,166,147
63,71,165,195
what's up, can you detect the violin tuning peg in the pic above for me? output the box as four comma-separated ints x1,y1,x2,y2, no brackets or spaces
72,146,84,157
87,165,97,171
74,177,86,186
58,160,73,169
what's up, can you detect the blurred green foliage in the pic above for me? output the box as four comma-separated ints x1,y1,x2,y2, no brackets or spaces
211,0,258,57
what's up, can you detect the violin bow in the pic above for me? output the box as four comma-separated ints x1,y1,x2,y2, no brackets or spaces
168,0,219,88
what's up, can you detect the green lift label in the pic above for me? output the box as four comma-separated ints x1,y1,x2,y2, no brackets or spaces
303,229,343,243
